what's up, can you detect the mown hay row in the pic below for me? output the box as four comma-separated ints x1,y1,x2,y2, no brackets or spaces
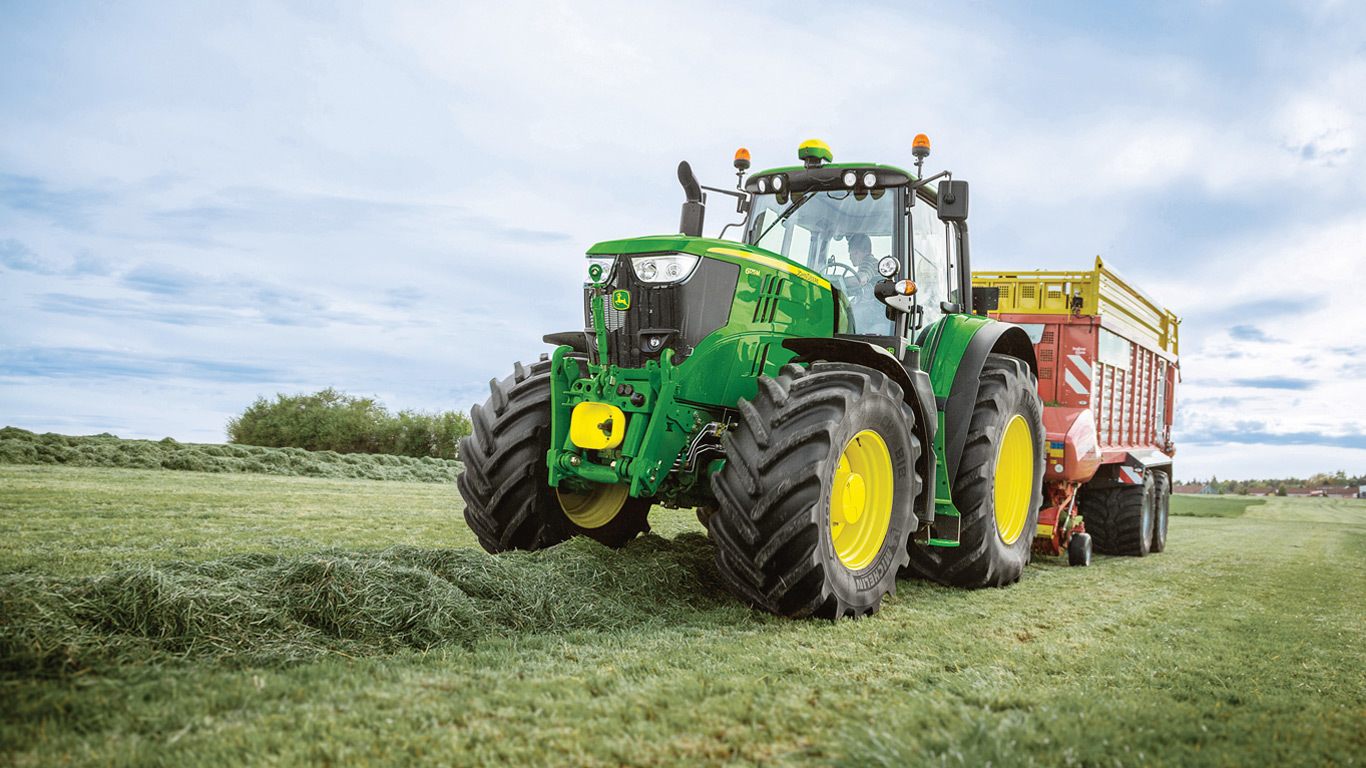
0,427,463,483
0,534,740,677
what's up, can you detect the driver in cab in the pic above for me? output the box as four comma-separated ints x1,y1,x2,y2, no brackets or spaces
843,233,887,333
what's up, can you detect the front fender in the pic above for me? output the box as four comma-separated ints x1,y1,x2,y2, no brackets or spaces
781,336,937,527
920,316,1038,484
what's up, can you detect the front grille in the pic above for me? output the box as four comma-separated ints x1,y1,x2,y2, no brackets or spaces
582,256,738,368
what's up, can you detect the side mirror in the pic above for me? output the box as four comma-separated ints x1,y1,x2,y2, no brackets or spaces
937,179,969,223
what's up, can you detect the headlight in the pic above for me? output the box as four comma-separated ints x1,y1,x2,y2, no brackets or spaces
862,172,877,187
631,253,700,284
878,256,899,278
843,171,857,187
586,256,615,282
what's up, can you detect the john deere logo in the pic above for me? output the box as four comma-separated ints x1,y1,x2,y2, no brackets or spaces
611,289,631,311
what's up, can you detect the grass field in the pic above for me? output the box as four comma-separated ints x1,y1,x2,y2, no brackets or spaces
2,466,1363,766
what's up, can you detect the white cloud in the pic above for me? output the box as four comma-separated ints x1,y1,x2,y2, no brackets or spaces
2,0,1365,478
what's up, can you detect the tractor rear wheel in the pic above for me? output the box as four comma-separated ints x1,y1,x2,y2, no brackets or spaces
907,354,1044,588
1083,473,1155,556
710,362,921,619
1150,472,1170,553
456,359,650,552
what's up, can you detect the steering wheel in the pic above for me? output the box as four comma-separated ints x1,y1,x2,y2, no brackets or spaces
824,262,866,302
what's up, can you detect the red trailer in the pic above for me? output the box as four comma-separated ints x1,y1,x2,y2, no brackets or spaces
973,258,1181,564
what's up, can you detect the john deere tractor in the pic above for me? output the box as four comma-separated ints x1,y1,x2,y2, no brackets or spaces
457,138,1045,619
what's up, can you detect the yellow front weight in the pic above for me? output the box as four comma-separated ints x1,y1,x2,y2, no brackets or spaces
569,401,626,450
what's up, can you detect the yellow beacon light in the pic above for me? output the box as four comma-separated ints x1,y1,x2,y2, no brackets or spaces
797,138,833,167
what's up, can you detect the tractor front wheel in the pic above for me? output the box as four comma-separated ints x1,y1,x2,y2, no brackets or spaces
906,354,1045,588
456,359,649,552
710,363,921,619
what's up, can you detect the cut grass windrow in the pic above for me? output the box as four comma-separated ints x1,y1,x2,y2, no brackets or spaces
0,534,743,677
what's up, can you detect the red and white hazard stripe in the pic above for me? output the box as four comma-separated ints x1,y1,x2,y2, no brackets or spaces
1064,354,1092,395
1117,465,1143,484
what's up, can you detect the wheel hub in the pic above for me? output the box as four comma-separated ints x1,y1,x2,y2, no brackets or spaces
829,430,894,571
556,483,629,529
993,414,1033,545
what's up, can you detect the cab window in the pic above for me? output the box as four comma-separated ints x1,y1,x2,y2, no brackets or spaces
910,199,950,328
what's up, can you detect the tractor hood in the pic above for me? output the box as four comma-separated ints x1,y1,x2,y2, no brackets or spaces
586,235,831,292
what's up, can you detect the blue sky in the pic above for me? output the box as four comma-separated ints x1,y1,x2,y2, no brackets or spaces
2,1,1364,480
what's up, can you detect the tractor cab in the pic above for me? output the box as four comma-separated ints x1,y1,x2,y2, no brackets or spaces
740,139,963,346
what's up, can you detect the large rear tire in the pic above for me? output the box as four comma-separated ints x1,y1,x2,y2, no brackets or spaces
1083,473,1155,556
710,363,921,619
906,354,1044,588
456,359,650,552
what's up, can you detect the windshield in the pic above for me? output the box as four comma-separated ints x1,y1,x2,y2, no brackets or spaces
746,190,897,336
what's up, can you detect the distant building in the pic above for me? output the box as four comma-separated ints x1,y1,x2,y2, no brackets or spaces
1173,483,1204,495
1321,486,1358,498
1360,485,1365,499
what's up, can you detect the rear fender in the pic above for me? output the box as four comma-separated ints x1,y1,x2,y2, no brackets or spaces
781,337,937,527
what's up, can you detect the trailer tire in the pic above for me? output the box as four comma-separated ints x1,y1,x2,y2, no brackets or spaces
1084,473,1155,556
456,359,649,552
710,362,920,619
1150,472,1170,553
1067,531,1093,567
906,354,1045,588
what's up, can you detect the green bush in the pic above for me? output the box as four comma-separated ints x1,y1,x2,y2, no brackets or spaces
226,388,471,460
0,427,463,484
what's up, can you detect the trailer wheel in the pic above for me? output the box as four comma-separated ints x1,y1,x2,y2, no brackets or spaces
1084,473,1155,556
906,354,1045,588
456,359,649,552
710,362,920,619
1150,472,1170,553
1067,531,1092,566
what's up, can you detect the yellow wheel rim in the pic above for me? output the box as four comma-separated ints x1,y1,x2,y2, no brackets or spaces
830,429,894,571
993,414,1033,545
557,483,628,529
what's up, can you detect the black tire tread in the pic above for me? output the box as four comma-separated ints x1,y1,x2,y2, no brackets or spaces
1082,476,1154,556
710,362,919,619
906,354,1045,588
1151,472,1170,554
456,359,649,553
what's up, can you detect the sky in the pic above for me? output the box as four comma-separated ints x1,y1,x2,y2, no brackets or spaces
1,0,1364,481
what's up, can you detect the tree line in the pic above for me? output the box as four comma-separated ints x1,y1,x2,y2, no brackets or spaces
1179,471,1364,495
227,389,471,460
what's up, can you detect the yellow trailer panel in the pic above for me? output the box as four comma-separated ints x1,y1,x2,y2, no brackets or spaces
972,256,1180,357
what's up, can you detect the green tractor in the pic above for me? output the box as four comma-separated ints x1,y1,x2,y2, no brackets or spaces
457,138,1045,619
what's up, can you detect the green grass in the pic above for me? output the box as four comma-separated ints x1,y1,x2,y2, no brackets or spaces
0,427,463,483
2,465,1364,766
1169,493,1267,517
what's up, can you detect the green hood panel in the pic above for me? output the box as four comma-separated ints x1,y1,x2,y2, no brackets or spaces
587,236,830,292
